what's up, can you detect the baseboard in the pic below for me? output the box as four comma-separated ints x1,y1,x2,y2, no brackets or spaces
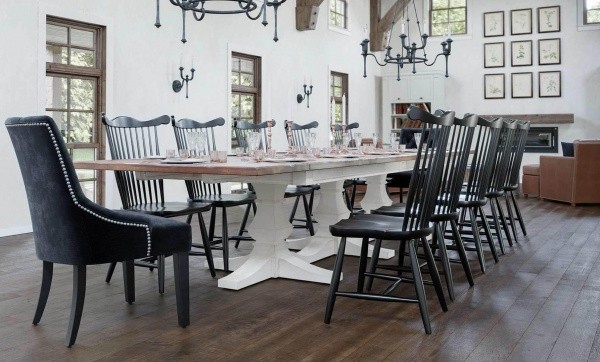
0,224,33,238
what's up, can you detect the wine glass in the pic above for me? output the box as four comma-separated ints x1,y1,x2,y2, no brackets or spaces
372,132,378,148
354,132,362,153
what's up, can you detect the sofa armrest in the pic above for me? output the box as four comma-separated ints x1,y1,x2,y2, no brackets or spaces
539,156,575,203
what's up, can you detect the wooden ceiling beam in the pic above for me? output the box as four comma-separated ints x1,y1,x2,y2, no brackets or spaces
370,0,410,51
296,0,325,31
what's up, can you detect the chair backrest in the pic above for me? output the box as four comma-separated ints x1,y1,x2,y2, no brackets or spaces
505,120,530,188
172,116,225,197
332,122,359,146
403,107,454,231
463,116,504,202
103,113,170,208
234,120,275,152
285,121,319,147
487,120,518,194
434,113,478,216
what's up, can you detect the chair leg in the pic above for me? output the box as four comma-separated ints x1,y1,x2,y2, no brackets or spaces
208,207,217,242
235,203,252,248
252,201,257,215
33,261,53,325
185,213,193,224
488,199,506,255
324,237,347,324
302,194,315,236
65,265,86,348
450,219,474,287
420,237,448,312
494,197,513,247
397,240,407,276
198,212,216,278
366,239,382,292
158,255,165,294
122,260,135,304
511,191,527,236
357,238,369,293
435,223,454,301
173,251,190,328
289,196,300,224
222,207,230,272
468,207,487,273
409,239,431,334
477,206,499,263
504,193,519,242
105,262,117,283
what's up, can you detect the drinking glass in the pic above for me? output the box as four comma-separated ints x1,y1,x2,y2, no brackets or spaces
354,132,362,148
217,150,228,163
308,132,317,149
165,149,177,159
372,132,378,148
178,149,189,159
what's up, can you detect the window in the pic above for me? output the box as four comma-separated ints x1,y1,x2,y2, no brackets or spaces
231,52,261,148
585,0,600,24
430,0,467,36
329,0,347,29
45,16,105,203
330,72,348,125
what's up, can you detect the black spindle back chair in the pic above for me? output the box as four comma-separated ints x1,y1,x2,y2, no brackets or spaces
332,122,359,146
285,121,319,147
234,120,274,153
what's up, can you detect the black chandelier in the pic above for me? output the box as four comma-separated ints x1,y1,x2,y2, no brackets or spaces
154,0,287,43
361,0,453,81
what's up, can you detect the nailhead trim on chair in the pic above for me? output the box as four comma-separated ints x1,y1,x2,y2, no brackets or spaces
8,122,153,256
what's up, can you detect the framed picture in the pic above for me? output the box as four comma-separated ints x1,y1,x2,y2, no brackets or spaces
539,71,561,97
511,72,533,98
484,11,505,37
538,38,561,65
484,74,505,99
511,40,533,67
511,8,532,35
538,6,560,33
484,42,505,68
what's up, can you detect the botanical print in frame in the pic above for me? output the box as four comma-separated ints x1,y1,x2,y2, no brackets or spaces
511,8,532,35
538,38,561,65
539,71,561,97
511,72,533,99
538,6,560,33
484,11,505,37
484,43,505,68
511,40,533,67
484,74,505,99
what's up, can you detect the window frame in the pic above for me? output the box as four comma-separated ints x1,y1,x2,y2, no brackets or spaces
429,0,468,37
330,71,349,125
45,16,106,204
231,52,262,148
584,0,600,25
329,0,348,30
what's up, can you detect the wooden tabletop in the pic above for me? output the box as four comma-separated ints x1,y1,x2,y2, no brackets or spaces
74,153,419,177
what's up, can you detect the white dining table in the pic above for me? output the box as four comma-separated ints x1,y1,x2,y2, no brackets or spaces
75,152,416,290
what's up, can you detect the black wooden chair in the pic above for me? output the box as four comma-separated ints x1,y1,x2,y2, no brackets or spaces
324,107,453,334
6,116,191,347
102,114,215,293
284,121,319,235
234,119,273,153
371,112,478,301
449,116,504,273
173,116,256,272
386,128,428,203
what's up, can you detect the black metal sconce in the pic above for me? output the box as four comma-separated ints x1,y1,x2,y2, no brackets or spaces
173,66,195,98
297,84,314,108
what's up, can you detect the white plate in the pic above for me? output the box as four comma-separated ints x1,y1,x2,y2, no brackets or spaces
146,155,166,159
365,151,400,155
321,154,360,158
403,149,419,153
263,158,308,163
160,158,205,164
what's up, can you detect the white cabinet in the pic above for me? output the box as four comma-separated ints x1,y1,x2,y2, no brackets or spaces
380,72,446,138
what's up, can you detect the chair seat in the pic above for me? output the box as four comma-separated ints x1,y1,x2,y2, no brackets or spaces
386,171,413,187
373,204,458,222
485,190,504,198
285,185,315,197
329,214,433,240
457,193,487,208
192,192,256,207
126,201,212,218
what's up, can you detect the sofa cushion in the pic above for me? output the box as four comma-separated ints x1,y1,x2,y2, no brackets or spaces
523,164,540,176
561,142,574,157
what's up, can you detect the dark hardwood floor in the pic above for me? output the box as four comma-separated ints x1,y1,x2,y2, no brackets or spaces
1,197,600,361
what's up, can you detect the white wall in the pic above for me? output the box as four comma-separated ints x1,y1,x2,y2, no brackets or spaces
382,0,600,167
0,0,381,236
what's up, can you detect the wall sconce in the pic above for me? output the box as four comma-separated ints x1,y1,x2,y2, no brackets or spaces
172,66,195,98
296,84,314,108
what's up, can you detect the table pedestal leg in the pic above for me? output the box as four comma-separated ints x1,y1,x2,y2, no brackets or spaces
218,182,335,290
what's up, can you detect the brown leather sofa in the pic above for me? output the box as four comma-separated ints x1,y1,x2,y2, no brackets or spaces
540,140,600,205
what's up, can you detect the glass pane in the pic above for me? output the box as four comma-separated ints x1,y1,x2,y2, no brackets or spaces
231,72,240,86
588,9,600,23
329,10,336,25
588,0,600,10
46,44,68,64
334,103,342,123
70,78,95,111
334,76,342,86
46,24,68,44
69,112,94,143
45,110,68,139
448,8,466,22
241,74,254,87
336,0,345,14
241,95,254,118
231,58,240,72
432,0,449,10
71,28,94,48
432,23,447,36
79,181,96,202
231,94,241,118
449,0,466,7
71,48,95,67
432,10,448,23
450,21,466,35
240,59,254,73
334,86,342,98
73,149,96,179
45,76,68,109
330,0,336,11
